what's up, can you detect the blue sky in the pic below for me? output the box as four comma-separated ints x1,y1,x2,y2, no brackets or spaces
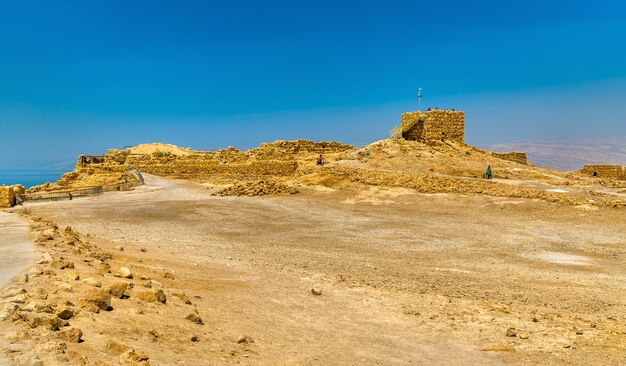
1,1,625,169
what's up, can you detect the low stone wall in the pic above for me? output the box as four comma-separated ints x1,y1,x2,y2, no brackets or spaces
492,152,528,164
127,159,298,180
582,164,626,180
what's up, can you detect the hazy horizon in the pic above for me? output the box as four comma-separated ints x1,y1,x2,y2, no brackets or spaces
1,1,625,169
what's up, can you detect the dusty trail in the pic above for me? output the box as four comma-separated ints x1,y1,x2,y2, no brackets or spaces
0,213,35,289
11,174,626,365
0,213,35,366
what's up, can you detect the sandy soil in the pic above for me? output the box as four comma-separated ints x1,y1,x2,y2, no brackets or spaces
1,174,625,365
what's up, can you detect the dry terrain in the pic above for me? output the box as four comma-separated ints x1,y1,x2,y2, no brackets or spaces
1,171,624,365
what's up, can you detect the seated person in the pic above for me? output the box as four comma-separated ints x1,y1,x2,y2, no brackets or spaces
316,154,324,166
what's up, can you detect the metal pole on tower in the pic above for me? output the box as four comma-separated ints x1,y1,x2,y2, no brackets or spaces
417,88,422,112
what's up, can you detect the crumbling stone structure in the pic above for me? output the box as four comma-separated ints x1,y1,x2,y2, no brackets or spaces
582,164,626,180
401,110,464,143
491,152,528,165
37,140,353,190
0,185,24,208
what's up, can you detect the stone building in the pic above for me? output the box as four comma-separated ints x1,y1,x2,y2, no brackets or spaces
582,164,626,180
399,110,465,143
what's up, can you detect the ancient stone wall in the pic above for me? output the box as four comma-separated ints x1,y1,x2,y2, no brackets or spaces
401,110,464,143
492,152,528,164
42,140,352,189
0,185,23,208
582,164,626,180
0,186,14,208
126,158,298,180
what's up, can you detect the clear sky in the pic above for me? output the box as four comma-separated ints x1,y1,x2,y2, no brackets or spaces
1,1,625,169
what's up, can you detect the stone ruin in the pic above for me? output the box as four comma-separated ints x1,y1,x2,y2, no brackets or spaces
491,152,528,165
400,110,465,143
582,164,626,180
55,140,354,188
0,185,25,208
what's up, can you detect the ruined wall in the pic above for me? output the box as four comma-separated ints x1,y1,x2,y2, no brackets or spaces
126,157,298,180
0,186,14,208
582,164,626,180
0,185,24,208
401,110,464,143
492,152,528,164
50,140,353,188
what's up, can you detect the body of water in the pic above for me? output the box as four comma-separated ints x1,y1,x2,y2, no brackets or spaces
0,169,65,188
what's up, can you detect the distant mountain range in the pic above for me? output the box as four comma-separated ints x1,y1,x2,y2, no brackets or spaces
485,137,626,171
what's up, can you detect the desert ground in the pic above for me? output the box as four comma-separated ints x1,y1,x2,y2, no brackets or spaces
1,171,624,365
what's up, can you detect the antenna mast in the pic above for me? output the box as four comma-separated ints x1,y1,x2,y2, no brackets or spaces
417,88,422,112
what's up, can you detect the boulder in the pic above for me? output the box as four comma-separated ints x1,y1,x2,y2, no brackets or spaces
106,340,130,355
28,314,64,331
80,289,111,311
107,283,130,299
58,327,83,343
185,309,203,325
119,349,150,365
171,293,192,305
115,267,133,279
64,271,80,281
82,278,102,287
51,260,74,270
135,289,166,304
57,308,74,320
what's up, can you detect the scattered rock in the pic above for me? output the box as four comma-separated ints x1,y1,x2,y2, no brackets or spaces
119,349,150,365
237,335,254,344
2,288,26,299
185,309,204,325
28,314,64,331
115,245,124,251
505,328,517,337
57,308,74,320
80,289,111,311
58,327,83,343
191,335,200,342
171,293,192,305
519,334,529,340
82,278,102,287
135,289,166,304
106,340,130,355
213,179,298,196
576,330,583,335
99,263,112,274
51,260,74,270
115,267,133,279
140,248,147,252
107,283,130,299
147,330,159,343
311,288,322,296
64,270,80,281
163,272,175,280
55,282,73,292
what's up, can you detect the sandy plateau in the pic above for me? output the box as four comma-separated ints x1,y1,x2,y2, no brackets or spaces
0,140,625,366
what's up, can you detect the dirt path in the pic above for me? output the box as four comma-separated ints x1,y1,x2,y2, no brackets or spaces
11,174,626,365
0,213,35,289
0,213,35,366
